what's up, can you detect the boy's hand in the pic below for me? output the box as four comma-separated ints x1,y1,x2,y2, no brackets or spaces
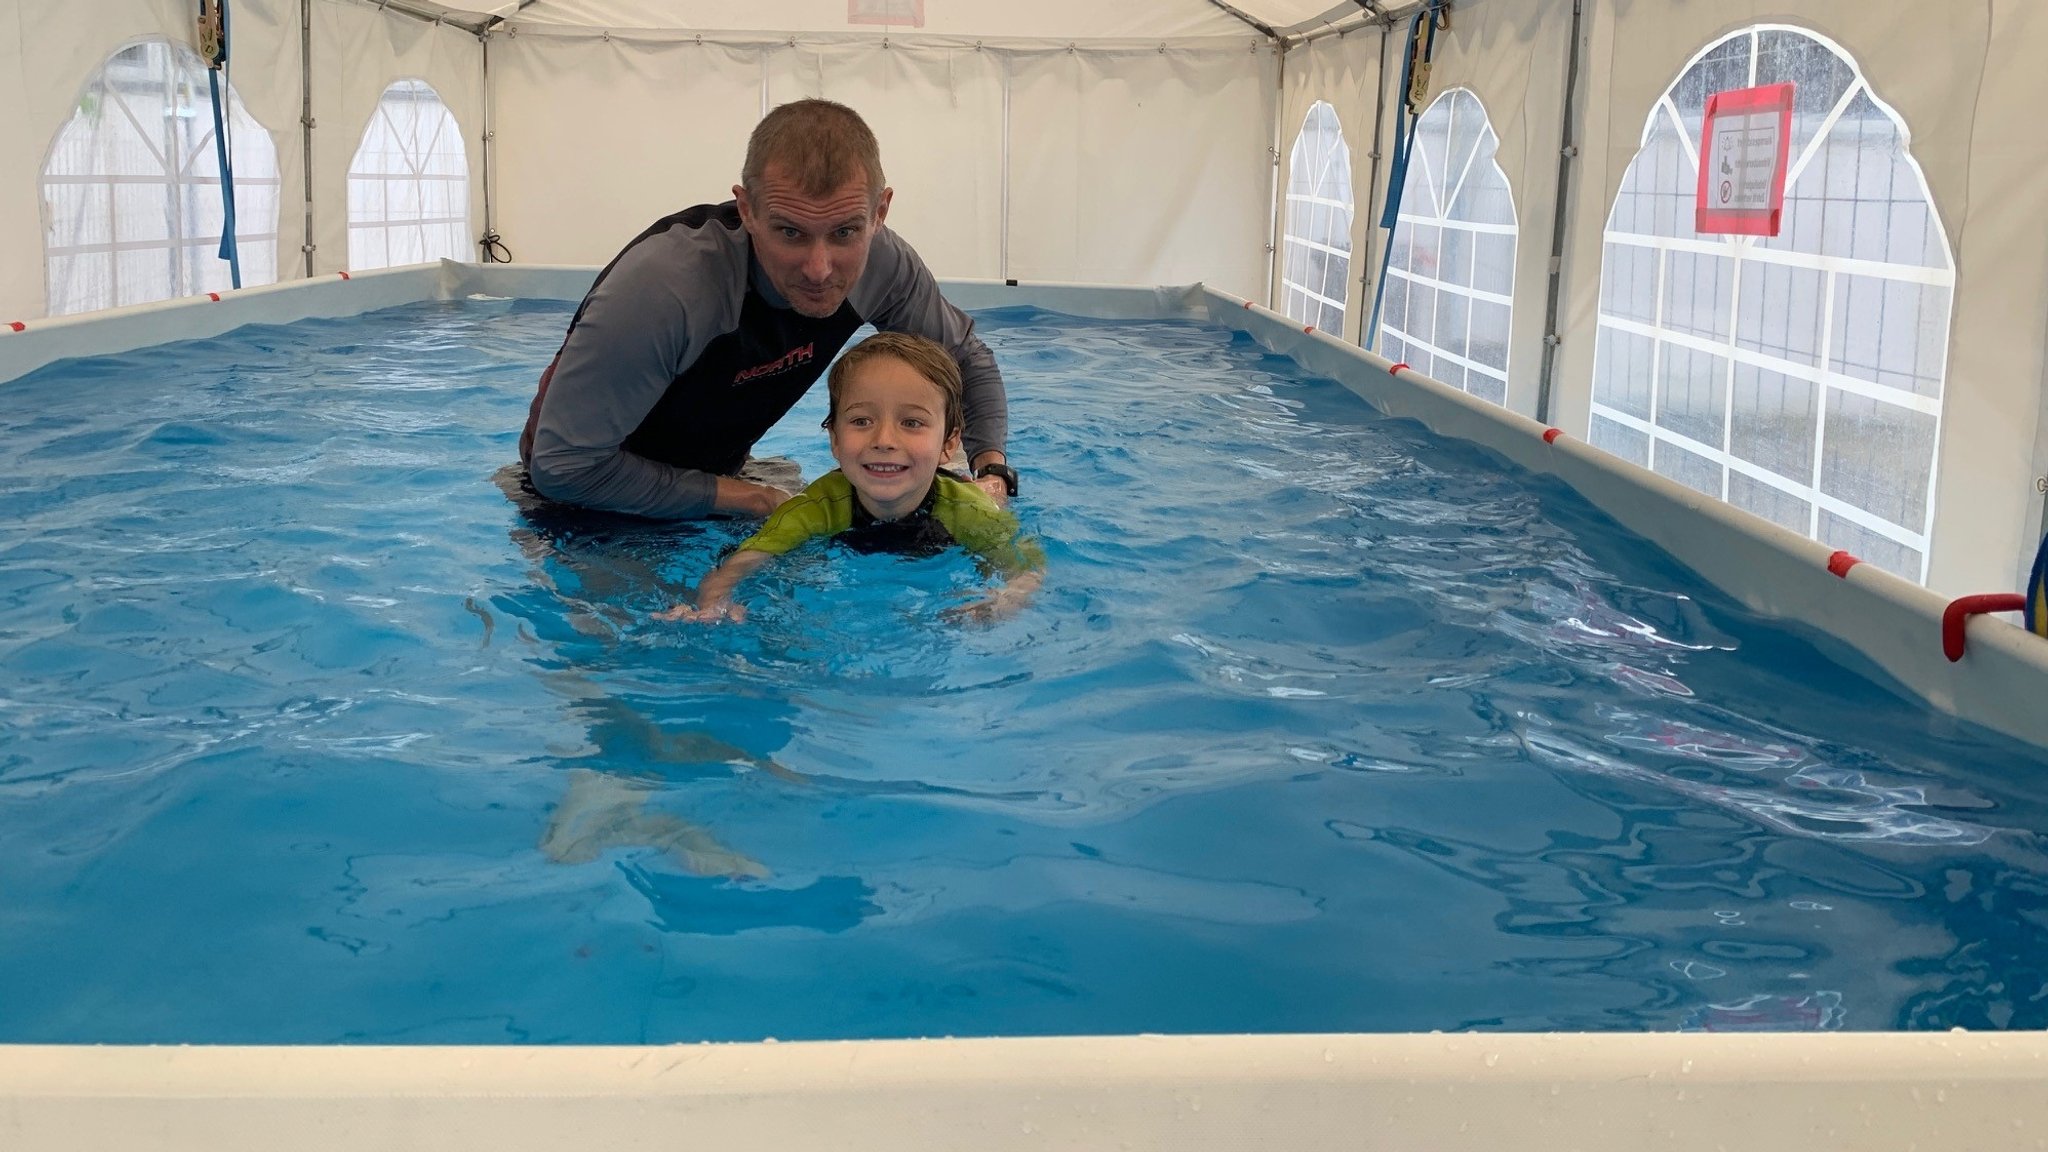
940,583,1029,626
656,599,748,624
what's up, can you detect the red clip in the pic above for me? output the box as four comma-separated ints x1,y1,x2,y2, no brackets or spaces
338,271,352,281
1242,300,1254,309
1388,362,1410,375
1942,594,2027,662
1542,428,1563,444
6,321,22,332
1825,551,1860,579
1303,325,1316,334
207,292,221,301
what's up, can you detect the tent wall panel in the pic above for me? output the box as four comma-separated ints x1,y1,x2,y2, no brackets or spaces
1956,0,2048,592
507,0,1253,40
489,34,763,266
311,1,485,276
3,0,307,322
1006,46,1275,302
0,7,36,325
1551,0,2041,596
763,41,1005,280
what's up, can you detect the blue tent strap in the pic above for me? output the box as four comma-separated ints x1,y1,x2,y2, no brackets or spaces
2027,529,2048,638
1363,0,1444,352
200,0,242,290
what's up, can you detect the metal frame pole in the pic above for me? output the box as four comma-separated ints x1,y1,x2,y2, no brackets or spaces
1266,40,1287,308
300,0,315,277
1534,0,1585,424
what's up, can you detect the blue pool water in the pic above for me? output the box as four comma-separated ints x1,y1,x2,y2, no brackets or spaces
2,298,2046,1043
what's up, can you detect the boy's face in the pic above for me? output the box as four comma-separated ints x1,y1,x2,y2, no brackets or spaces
829,355,960,521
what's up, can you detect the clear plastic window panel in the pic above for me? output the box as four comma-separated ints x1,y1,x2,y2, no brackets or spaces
1589,25,1951,584
348,81,470,272
1280,102,1354,333
1378,89,1516,406
40,39,280,315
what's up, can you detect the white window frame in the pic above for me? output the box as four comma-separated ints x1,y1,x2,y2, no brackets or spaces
1589,25,1954,584
40,38,281,316
1378,87,1519,408
347,79,471,271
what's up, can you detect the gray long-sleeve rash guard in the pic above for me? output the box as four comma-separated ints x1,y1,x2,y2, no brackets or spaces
520,201,1007,519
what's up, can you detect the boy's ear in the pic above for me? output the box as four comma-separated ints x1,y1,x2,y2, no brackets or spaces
944,425,962,457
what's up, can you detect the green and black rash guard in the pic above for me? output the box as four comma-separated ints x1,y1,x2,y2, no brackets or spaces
518,201,1008,519
738,472,1045,577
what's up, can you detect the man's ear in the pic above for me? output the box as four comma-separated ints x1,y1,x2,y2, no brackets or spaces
733,184,751,225
873,186,894,229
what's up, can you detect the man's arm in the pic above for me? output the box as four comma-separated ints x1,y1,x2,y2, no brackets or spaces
526,230,785,518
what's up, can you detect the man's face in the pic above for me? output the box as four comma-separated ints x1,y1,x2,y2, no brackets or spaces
735,164,892,319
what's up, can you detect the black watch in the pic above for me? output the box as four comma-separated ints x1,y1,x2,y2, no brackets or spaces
974,461,1020,497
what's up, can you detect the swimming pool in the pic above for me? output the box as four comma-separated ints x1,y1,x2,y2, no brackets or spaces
4,281,2047,1051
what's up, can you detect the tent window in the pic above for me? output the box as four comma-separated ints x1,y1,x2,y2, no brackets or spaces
1590,25,1952,585
1280,102,1353,335
348,80,470,271
39,39,280,316
1379,89,1518,408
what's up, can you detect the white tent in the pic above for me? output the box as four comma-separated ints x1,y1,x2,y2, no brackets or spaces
4,0,2047,598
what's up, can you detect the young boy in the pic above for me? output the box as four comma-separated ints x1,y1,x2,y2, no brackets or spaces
661,332,1044,624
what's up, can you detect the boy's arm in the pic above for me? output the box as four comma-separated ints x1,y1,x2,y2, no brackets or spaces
659,548,775,623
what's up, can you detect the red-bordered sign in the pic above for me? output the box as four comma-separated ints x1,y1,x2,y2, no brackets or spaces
1695,82,1794,236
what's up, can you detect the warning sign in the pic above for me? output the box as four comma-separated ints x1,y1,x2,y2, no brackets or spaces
1695,82,1794,236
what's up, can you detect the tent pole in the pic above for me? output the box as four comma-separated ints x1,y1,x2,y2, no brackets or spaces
1534,0,1585,424
1266,40,1286,309
1357,22,1388,347
370,0,490,35
999,52,1011,282
479,24,500,261
1206,1,1279,38
300,0,315,278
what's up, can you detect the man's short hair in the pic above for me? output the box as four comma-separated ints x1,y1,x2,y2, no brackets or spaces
825,332,964,439
741,99,887,206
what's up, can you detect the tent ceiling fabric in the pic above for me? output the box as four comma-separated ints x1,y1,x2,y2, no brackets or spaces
413,0,1381,39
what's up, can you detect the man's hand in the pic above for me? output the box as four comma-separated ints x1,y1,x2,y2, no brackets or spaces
713,476,793,518
657,599,748,624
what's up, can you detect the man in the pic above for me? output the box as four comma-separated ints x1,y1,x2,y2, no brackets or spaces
518,98,1017,519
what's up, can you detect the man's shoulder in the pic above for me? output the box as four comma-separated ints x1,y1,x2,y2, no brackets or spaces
611,202,748,277
581,201,752,333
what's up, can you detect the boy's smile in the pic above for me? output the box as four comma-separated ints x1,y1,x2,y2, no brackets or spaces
829,354,960,521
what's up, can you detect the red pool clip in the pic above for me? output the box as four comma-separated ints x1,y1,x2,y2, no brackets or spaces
1942,594,2027,662
207,292,221,301
6,321,23,332
338,271,352,281
1542,428,1563,444
1388,362,1410,376
1825,551,1860,579
1303,325,1316,334
1242,300,1254,309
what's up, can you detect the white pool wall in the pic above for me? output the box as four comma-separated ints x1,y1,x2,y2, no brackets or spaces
6,1033,2048,1152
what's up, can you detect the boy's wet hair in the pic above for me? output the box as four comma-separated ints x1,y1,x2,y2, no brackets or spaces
742,99,887,207
824,332,964,439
